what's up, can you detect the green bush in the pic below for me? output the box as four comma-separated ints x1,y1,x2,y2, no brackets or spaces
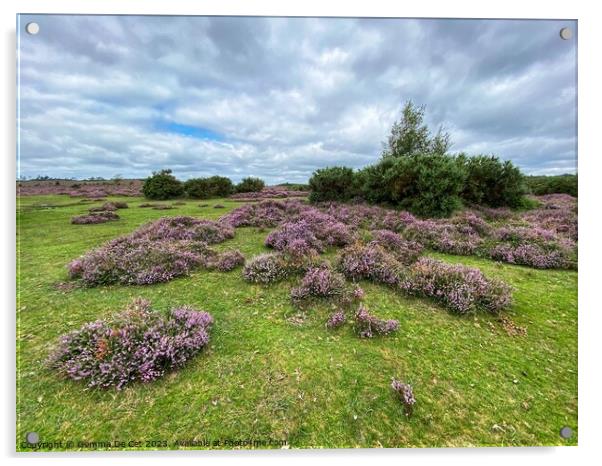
356,158,395,205
236,177,265,193
309,166,358,203
383,153,467,217
526,174,577,197
185,176,233,199
460,155,526,208
142,169,184,200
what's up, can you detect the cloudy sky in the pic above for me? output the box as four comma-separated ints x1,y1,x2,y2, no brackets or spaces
17,15,577,182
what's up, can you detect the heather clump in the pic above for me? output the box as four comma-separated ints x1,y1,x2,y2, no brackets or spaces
399,257,512,314
370,230,423,264
391,379,416,416
337,242,404,286
326,309,347,329
212,250,245,272
290,264,346,303
48,298,213,389
219,199,309,228
354,304,399,338
71,211,120,224
68,217,233,286
242,253,291,284
265,210,353,256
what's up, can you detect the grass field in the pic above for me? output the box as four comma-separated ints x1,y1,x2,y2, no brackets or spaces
16,195,577,450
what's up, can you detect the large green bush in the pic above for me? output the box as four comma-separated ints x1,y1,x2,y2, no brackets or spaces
236,177,265,193
526,174,577,197
142,169,184,200
356,158,395,205
185,176,234,199
383,153,467,217
460,155,526,208
309,166,359,203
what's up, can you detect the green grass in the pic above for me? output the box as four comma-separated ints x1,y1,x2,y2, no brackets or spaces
16,195,577,450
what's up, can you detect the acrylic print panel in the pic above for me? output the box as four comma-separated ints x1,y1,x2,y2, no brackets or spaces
16,14,577,451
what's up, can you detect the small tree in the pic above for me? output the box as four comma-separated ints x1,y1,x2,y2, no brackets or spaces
142,169,184,200
236,177,265,193
383,101,451,158
184,176,234,199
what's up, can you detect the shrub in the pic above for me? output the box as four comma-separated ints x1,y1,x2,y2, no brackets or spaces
309,166,359,203
89,201,128,212
354,304,399,338
370,230,423,264
337,242,404,286
291,265,346,302
219,199,309,228
391,379,416,416
48,298,213,389
185,176,233,199
526,174,577,197
460,154,526,208
383,153,467,217
68,217,233,286
71,211,120,224
326,309,347,329
142,169,184,200
236,177,265,193
265,211,353,256
213,250,245,272
399,257,512,314
242,253,290,284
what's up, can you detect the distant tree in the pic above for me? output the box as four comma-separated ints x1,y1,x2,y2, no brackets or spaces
383,100,451,158
184,176,234,199
236,177,265,193
142,169,184,200
112,174,124,185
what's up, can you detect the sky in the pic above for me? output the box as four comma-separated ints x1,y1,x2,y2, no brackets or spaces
17,15,577,183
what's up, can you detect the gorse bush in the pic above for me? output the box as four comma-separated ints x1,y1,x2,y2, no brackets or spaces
142,169,184,200
48,298,213,389
460,154,526,208
184,176,234,199
383,153,467,217
236,177,265,193
309,166,358,203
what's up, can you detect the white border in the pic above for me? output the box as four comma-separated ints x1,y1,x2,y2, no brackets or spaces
3,1,601,465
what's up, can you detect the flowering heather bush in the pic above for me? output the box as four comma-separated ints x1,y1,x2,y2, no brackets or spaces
337,242,403,286
291,264,346,302
242,253,290,284
354,304,399,338
48,298,213,389
489,243,570,269
229,188,309,201
319,202,416,231
326,309,346,329
399,258,512,314
71,211,120,224
371,230,423,264
391,379,416,416
68,217,233,286
152,204,173,210
265,211,353,256
403,219,483,256
131,216,234,244
89,201,129,212
212,250,245,272
219,199,310,228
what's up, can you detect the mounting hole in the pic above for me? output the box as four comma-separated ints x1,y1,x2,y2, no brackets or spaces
25,432,39,444
25,22,40,35
559,27,572,40
559,426,573,439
